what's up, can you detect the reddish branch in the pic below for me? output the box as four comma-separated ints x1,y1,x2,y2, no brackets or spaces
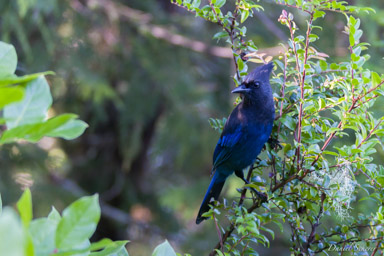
310,79,384,168
296,13,314,170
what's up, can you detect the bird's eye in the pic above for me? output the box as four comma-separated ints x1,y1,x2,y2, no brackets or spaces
253,81,261,88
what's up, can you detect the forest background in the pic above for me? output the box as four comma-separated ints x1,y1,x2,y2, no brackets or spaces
1,0,384,255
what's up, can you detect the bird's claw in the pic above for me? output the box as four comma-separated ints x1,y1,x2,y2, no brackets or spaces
247,187,268,202
268,137,282,150
255,190,268,202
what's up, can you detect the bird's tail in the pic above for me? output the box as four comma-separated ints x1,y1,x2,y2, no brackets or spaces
196,171,226,224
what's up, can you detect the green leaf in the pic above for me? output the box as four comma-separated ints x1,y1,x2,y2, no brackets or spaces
25,233,34,256
319,60,327,71
0,87,24,110
152,240,177,256
377,176,384,187
0,41,17,75
326,127,341,136
212,31,227,40
90,239,114,251
46,118,88,140
372,72,381,87
313,10,325,20
48,206,61,222
191,0,200,8
240,10,249,23
90,241,129,256
3,76,52,129
29,218,59,255
0,114,87,144
214,0,225,8
237,57,245,72
0,71,54,87
0,208,25,256
17,188,32,228
354,29,363,42
55,194,101,250
310,187,317,197
260,226,275,240
215,250,225,256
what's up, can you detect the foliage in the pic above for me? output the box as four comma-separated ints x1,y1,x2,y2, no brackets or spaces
0,40,181,256
0,41,88,144
173,0,384,255
0,189,129,255
0,188,185,256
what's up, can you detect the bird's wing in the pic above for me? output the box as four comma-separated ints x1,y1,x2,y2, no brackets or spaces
211,125,243,173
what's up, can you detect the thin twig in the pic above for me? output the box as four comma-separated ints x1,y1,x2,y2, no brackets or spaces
296,13,314,171
370,241,381,256
212,212,224,252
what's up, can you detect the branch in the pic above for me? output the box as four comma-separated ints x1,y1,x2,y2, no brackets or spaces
75,0,282,59
306,193,326,250
371,241,381,256
310,78,384,168
210,165,261,255
356,120,383,149
296,13,314,171
49,173,164,234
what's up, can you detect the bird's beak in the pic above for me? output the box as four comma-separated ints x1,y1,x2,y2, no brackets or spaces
231,84,250,94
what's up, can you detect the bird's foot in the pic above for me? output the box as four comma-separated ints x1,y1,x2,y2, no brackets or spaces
254,190,268,202
268,137,282,150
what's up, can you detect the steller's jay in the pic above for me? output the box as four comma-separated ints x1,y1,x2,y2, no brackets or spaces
196,63,275,224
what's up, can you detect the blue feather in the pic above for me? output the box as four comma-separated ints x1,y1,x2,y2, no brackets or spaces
196,63,275,224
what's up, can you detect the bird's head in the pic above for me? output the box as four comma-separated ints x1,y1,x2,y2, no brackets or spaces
231,62,274,105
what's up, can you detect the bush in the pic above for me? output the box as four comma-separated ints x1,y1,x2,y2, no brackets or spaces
173,0,384,255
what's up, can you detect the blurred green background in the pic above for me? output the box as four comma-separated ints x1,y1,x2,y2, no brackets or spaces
0,0,383,255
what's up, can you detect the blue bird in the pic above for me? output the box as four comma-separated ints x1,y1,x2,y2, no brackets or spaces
196,63,275,224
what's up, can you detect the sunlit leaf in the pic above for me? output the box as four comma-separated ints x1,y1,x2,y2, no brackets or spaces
17,188,32,228
152,240,177,256
3,76,52,129
0,41,17,75
55,195,100,250
0,208,25,256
